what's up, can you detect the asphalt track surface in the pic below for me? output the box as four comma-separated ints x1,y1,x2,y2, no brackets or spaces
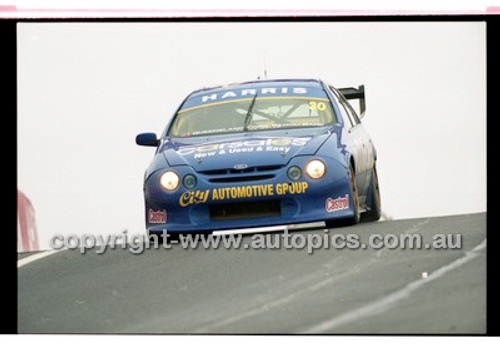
18,213,486,334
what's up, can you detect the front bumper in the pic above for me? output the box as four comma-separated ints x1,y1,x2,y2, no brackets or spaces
144,155,354,234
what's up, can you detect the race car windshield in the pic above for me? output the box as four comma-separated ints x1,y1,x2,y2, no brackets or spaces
168,96,337,138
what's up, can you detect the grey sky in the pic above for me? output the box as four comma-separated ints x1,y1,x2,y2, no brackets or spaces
17,22,486,249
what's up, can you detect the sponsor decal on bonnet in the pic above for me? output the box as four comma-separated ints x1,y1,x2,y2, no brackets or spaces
175,137,312,156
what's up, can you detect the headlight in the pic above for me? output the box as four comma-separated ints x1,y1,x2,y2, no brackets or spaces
287,166,302,181
183,174,197,189
160,171,180,191
305,160,326,179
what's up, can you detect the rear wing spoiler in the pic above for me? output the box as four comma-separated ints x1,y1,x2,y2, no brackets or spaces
338,85,366,117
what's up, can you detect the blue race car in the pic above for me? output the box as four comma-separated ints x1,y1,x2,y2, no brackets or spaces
136,79,380,235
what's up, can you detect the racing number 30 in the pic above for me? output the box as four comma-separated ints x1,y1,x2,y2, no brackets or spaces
309,101,327,111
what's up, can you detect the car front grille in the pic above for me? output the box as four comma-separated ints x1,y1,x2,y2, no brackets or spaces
199,165,283,183
209,175,275,183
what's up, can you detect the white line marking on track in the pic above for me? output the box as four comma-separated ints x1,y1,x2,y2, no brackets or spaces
194,275,337,332
303,239,486,333
193,256,377,333
17,250,63,268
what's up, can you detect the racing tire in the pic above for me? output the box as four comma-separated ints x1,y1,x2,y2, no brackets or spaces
346,163,361,225
362,165,382,222
326,163,360,228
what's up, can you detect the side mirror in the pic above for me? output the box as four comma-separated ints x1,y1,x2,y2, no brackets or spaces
136,133,159,147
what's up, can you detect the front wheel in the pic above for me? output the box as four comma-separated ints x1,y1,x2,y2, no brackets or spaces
362,165,381,222
345,163,361,225
326,163,360,228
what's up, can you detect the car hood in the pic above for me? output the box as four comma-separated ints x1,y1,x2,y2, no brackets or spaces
159,129,331,172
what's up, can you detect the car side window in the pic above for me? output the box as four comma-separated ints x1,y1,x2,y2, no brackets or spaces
329,86,355,128
340,96,361,125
